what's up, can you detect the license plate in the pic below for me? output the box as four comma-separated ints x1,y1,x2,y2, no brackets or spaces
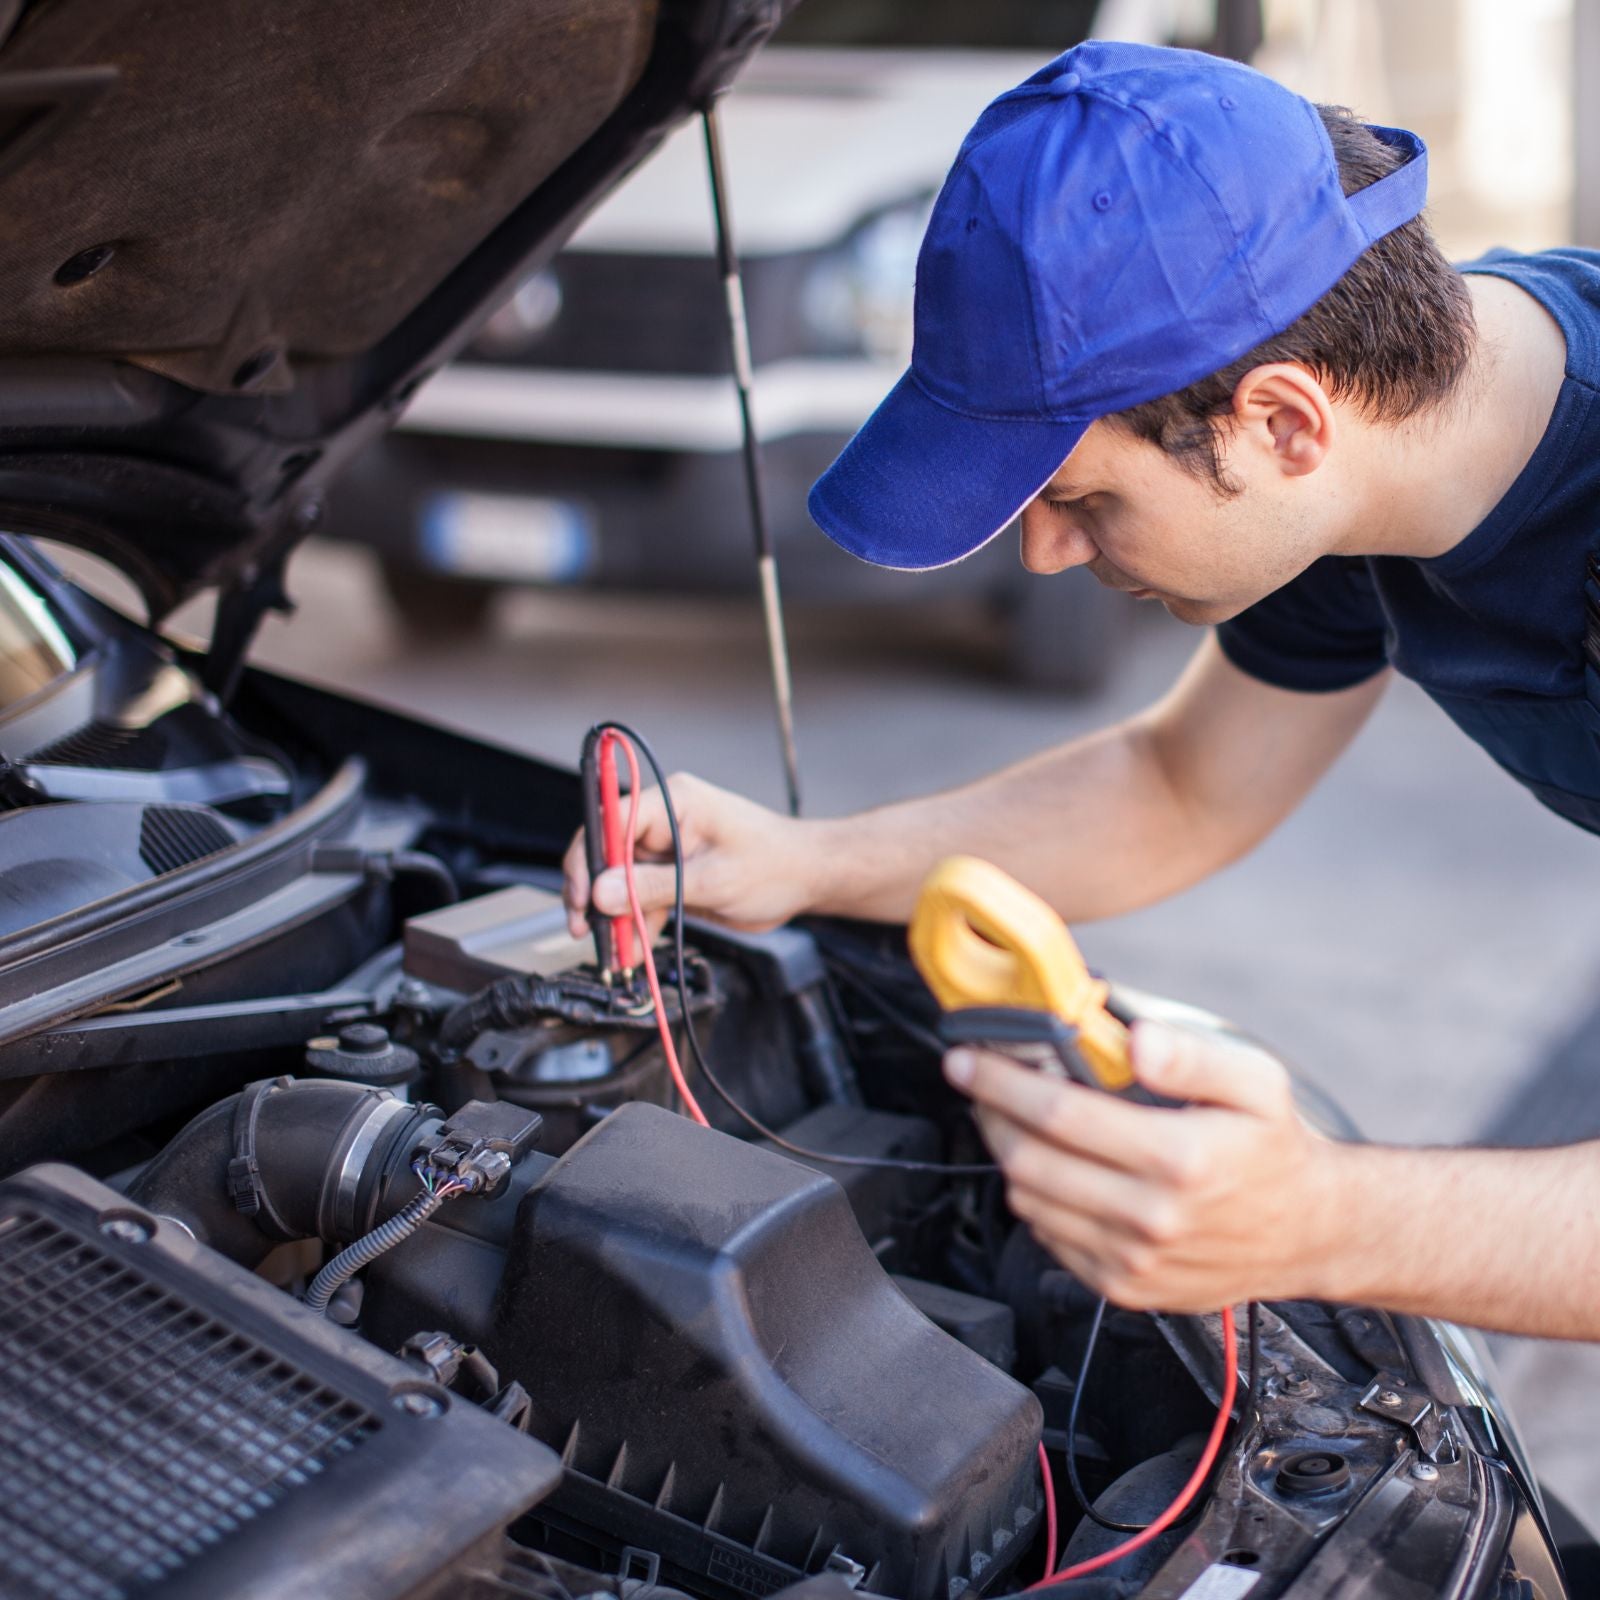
420,491,595,583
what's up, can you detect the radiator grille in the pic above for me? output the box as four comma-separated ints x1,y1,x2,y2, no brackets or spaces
463,250,824,376
0,1209,377,1600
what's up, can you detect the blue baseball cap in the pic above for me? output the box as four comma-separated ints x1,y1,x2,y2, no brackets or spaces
807,41,1428,571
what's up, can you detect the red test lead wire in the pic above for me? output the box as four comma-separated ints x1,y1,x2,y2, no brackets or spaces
1036,1443,1058,1582
608,729,711,1128
1026,1305,1239,1591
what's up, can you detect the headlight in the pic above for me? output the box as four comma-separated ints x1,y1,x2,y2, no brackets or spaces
472,268,564,356
800,194,933,361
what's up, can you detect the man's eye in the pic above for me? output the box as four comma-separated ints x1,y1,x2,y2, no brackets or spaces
1045,496,1088,515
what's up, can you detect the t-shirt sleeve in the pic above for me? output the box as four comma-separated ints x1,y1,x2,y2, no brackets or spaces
1216,557,1390,692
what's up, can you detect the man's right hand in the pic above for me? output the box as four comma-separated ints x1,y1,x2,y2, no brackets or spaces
562,771,822,938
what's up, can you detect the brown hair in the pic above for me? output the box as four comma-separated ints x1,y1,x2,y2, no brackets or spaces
1110,104,1476,493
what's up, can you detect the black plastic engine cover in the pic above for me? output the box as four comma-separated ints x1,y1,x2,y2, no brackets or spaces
490,1103,1043,1600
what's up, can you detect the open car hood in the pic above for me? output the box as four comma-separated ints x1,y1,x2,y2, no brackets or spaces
0,0,789,628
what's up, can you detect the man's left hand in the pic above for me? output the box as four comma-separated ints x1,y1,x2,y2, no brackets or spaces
943,1021,1342,1312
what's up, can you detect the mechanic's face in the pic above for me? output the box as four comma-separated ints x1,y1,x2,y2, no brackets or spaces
1018,398,1338,626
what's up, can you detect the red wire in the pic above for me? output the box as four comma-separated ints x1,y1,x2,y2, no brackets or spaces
1026,1305,1238,1591
1036,1442,1058,1582
606,731,711,1128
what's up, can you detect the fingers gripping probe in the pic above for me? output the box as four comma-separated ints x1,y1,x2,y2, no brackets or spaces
908,855,1138,1093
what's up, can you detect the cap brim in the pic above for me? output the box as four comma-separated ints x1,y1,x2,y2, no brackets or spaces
807,372,1089,571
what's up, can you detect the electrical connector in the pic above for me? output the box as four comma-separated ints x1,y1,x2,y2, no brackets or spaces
413,1100,544,1199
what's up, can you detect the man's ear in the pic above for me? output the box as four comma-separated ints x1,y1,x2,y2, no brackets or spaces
1230,362,1335,477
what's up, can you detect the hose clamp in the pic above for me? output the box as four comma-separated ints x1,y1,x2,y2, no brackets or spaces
332,1094,414,1241
227,1075,296,1240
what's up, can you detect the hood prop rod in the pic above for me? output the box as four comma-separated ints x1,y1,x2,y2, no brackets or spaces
701,100,803,817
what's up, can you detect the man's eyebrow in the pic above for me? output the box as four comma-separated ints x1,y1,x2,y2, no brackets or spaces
1041,481,1089,499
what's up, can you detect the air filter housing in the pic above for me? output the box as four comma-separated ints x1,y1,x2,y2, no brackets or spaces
490,1105,1044,1600
0,1163,561,1600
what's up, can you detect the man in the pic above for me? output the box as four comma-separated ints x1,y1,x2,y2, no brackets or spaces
564,42,1600,1337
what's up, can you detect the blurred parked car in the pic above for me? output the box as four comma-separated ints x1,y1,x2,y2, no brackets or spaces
328,0,1134,690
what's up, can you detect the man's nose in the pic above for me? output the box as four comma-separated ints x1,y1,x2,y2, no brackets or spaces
1019,503,1097,574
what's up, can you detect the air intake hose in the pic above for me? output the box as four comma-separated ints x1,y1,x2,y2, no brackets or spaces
129,1077,434,1266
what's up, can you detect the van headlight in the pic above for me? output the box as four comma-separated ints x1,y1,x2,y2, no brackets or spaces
800,194,932,361
473,269,564,356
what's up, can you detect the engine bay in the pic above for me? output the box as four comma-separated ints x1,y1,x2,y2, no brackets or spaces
0,547,1533,1600
6,863,1229,1600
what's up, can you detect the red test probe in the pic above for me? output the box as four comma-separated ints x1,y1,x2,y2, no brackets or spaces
579,726,636,982
580,724,710,1127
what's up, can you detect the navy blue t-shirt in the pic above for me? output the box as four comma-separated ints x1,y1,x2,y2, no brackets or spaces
1217,247,1600,833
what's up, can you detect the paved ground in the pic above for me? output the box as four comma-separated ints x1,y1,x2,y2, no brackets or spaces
168,537,1600,1529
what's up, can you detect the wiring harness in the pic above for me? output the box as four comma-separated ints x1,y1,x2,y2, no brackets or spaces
303,1100,543,1317
303,1166,461,1314
1028,1304,1243,1589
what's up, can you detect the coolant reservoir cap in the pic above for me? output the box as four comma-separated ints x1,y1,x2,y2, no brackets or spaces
305,1022,421,1086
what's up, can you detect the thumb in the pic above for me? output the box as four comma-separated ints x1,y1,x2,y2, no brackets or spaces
1131,1021,1289,1117
592,863,679,918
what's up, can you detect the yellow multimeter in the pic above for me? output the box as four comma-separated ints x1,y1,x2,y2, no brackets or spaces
908,855,1139,1094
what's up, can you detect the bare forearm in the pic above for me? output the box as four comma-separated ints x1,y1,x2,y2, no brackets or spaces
808,719,1220,923
572,647,1378,935
804,640,1386,926
1312,1141,1600,1339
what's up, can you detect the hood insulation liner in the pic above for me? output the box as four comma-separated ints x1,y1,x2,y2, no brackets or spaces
0,0,657,393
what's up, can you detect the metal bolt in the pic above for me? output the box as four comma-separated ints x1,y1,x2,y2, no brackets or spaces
1283,1371,1311,1394
1378,1390,1403,1408
392,1389,445,1419
1411,1462,1439,1482
100,1216,151,1244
